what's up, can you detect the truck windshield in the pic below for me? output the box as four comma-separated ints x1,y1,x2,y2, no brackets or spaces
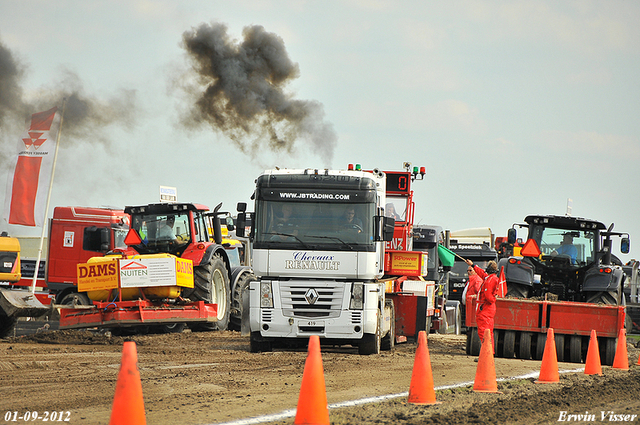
529,225,595,266
253,200,375,251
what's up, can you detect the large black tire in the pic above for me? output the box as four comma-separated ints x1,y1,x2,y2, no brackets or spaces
503,330,516,358
250,331,272,353
585,290,620,305
601,337,616,366
569,335,582,363
359,308,381,355
153,323,186,334
506,282,530,299
517,332,532,360
469,327,482,356
555,334,565,362
0,313,17,338
190,254,231,332
532,332,546,360
229,272,255,331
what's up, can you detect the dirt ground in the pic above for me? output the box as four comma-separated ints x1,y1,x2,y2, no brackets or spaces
1,328,640,425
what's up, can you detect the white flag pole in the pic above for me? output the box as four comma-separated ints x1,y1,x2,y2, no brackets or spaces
30,99,67,294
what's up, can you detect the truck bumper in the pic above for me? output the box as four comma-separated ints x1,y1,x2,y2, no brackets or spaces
249,280,380,340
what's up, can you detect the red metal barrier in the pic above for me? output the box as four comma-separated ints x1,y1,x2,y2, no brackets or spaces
59,300,218,330
466,298,624,338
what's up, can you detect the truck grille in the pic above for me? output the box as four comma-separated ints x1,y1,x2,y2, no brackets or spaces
280,282,344,319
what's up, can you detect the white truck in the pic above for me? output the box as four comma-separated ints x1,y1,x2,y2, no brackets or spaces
236,164,438,354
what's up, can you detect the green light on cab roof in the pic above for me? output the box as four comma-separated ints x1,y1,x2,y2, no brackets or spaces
413,166,418,173
355,164,361,171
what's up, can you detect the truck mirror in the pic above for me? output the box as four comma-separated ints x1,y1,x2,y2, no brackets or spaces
236,213,246,238
621,237,630,254
100,227,111,252
237,202,247,213
507,228,516,244
225,216,235,231
383,217,395,242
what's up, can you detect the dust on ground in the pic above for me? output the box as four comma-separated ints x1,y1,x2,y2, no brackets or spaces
2,329,640,425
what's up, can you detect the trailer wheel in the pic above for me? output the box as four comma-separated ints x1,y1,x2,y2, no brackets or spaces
249,331,272,353
532,333,546,360
600,337,616,366
555,334,565,362
0,313,17,338
469,327,482,356
466,330,472,355
155,323,186,334
568,335,582,363
517,332,532,360
191,254,231,331
230,272,255,331
60,292,91,307
359,309,381,355
502,331,516,358
381,300,395,351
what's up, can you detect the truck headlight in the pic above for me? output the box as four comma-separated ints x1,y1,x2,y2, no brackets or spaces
350,283,364,310
260,281,273,308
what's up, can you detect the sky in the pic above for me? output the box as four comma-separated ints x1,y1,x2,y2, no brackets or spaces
0,1,639,262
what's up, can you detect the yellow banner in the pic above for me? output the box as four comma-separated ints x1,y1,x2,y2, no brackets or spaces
77,259,119,292
175,257,194,288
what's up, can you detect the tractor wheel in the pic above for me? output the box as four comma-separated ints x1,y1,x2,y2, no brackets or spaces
381,299,395,351
190,254,231,332
585,290,619,305
0,313,17,338
505,282,530,299
60,292,91,307
229,272,255,331
359,308,381,355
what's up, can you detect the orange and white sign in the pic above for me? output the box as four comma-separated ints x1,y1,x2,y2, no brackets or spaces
120,257,193,288
77,259,119,292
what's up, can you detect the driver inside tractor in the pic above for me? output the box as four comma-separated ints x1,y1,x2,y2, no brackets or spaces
551,232,578,264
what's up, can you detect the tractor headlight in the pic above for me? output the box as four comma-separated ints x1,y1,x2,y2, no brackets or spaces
260,281,273,308
350,283,364,310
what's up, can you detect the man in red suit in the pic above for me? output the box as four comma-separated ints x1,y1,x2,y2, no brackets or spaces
466,259,499,351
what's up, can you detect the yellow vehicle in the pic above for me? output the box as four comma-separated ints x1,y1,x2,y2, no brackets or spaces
0,233,21,283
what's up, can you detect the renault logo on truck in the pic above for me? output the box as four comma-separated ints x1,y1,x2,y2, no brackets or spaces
305,288,319,305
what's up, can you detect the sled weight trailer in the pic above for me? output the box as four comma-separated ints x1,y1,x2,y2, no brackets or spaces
465,297,625,365
59,202,254,333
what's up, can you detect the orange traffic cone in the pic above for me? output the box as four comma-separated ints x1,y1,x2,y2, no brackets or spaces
584,329,603,376
473,328,501,393
535,328,559,384
612,328,629,370
109,341,146,425
408,330,441,405
294,335,329,425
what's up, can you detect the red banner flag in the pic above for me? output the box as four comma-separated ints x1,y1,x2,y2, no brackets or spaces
4,106,61,227
498,266,507,297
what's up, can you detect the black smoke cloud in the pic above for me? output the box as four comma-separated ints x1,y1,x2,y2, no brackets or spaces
0,38,137,167
179,22,337,166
